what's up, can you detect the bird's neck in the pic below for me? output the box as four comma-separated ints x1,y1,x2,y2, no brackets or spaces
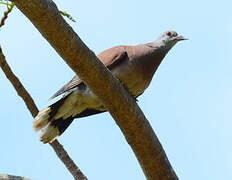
146,41,172,55
145,42,167,58
137,43,166,81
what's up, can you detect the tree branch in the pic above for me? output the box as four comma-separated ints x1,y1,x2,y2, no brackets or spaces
0,46,87,180
50,140,87,180
12,0,178,179
0,47,38,117
0,3,14,28
0,173,32,180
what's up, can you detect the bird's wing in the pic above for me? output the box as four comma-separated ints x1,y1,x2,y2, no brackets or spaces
75,109,107,118
97,46,128,69
50,46,128,99
49,75,82,99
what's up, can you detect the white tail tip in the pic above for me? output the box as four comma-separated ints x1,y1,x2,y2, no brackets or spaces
33,107,51,131
40,125,60,143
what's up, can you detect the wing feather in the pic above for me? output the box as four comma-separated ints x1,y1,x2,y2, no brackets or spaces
50,46,128,99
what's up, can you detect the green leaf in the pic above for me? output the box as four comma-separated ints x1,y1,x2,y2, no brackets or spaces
59,10,76,22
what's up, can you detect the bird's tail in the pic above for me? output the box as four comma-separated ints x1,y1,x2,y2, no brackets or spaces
33,96,74,143
39,116,74,143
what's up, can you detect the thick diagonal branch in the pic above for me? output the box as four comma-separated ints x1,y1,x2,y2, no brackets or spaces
0,47,87,180
12,0,178,179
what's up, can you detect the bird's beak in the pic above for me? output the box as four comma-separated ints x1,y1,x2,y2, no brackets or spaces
176,35,188,41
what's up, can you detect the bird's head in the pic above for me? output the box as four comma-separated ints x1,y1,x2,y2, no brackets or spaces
155,30,187,53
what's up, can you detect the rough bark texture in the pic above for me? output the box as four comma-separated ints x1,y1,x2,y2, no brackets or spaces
0,47,87,180
13,0,178,179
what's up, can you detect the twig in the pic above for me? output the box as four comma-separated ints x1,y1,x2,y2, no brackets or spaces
0,47,38,116
50,141,88,180
0,46,88,180
0,3,14,28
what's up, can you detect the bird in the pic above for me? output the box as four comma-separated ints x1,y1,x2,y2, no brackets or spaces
34,30,187,143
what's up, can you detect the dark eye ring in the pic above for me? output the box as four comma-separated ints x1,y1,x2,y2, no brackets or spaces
166,31,172,36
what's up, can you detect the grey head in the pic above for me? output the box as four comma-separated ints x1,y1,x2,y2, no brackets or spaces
154,30,187,53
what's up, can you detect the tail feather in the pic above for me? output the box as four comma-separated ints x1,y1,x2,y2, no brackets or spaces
33,107,51,131
51,116,75,135
40,125,60,143
34,93,106,143
34,95,72,143
40,116,74,143
33,96,69,131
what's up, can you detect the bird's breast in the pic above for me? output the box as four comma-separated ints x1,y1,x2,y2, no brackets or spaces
112,60,152,97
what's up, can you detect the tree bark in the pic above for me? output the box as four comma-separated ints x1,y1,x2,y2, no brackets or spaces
0,173,32,180
12,0,178,179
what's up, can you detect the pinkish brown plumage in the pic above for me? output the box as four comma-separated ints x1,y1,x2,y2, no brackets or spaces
34,31,187,143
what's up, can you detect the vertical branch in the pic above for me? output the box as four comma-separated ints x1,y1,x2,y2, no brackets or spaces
0,46,88,180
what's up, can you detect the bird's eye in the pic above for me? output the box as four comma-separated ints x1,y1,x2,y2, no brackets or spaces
166,31,172,36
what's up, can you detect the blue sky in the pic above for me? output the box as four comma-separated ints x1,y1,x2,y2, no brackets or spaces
0,0,231,179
